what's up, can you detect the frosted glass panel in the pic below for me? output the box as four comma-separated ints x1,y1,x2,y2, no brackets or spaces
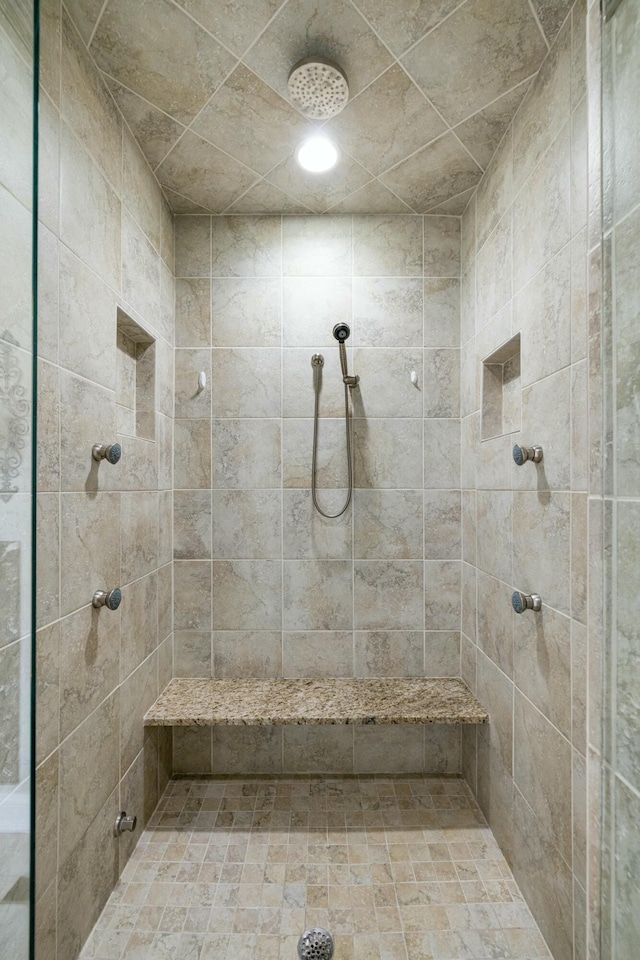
0,1,36,956
601,1,640,957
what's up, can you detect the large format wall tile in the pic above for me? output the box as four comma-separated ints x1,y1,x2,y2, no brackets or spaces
212,216,282,277
58,693,120,864
354,630,424,677
212,490,281,560
354,561,423,631
283,489,351,560
354,725,424,774
353,214,423,277
283,560,352,631
213,631,282,678
57,789,119,960
211,348,281,418
60,493,120,617
513,492,571,615
283,632,353,678
283,725,354,773
512,124,571,291
354,348,424,418
354,490,423,560
58,247,117,390
354,419,423,489
282,216,351,277
59,122,121,292
120,573,158,679
58,604,120,741
61,11,122,192
212,278,281,347
212,419,282,489
211,725,282,775
213,560,282,630
59,371,116,492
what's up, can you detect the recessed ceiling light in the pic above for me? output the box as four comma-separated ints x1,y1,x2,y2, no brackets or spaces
296,135,340,174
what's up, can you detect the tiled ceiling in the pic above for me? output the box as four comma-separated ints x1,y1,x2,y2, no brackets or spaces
73,0,571,215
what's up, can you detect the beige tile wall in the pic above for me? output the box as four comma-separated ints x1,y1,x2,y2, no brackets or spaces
35,3,174,958
172,212,463,776
459,4,597,960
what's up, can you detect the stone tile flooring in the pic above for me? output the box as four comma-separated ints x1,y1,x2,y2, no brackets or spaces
80,776,552,959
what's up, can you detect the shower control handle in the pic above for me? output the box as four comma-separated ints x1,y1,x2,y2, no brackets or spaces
92,442,122,464
114,811,137,836
512,591,542,614
513,443,543,466
92,588,122,611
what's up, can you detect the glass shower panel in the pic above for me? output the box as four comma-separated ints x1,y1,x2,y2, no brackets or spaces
0,1,37,957
601,0,640,956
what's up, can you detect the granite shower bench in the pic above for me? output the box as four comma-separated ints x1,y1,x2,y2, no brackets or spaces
144,677,489,727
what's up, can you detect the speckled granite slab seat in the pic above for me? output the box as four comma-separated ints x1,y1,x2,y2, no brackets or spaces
144,678,488,727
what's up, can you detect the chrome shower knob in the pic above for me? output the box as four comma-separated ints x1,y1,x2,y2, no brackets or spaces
513,443,543,466
92,588,122,611
92,442,122,464
512,590,542,614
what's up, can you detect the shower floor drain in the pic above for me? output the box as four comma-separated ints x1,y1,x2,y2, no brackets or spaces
297,927,335,959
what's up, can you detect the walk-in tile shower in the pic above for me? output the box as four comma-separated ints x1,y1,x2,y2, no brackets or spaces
1,0,638,957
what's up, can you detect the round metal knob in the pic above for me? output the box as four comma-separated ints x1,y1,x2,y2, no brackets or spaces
92,442,122,464
114,811,137,836
512,590,542,614
513,444,543,466
92,588,122,610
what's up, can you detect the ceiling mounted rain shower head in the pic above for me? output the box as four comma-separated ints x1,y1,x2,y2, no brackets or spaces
288,57,349,120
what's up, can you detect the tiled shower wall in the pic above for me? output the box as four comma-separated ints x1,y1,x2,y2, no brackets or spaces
459,4,595,960
172,213,463,776
35,3,175,958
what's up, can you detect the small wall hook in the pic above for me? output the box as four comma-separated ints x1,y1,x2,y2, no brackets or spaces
197,371,207,392
410,370,418,386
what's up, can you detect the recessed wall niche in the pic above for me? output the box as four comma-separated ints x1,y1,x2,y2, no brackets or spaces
116,308,156,441
481,334,521,441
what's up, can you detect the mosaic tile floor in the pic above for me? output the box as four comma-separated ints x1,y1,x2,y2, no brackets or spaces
80,776,552,960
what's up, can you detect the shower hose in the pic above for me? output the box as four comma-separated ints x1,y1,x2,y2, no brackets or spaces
311,359,353,519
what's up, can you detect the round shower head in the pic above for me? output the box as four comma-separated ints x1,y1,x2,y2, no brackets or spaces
288,57,349,120
333,323,350,342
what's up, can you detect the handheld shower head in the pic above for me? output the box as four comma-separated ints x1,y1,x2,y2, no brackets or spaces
331,323,358,385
